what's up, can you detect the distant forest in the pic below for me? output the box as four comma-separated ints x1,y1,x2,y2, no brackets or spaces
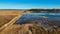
27,9,60,13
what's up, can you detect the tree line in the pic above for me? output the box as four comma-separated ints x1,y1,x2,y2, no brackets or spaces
27,9,60,13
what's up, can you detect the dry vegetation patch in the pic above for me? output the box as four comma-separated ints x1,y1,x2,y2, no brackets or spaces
0,11,23,27
0,15,17,27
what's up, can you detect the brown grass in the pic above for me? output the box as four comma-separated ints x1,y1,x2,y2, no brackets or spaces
0,11,23,27
0,24,60,34
0,15,17,27
0,11,23,15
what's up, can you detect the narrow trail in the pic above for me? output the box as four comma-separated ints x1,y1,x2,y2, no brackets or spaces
0,15,22,32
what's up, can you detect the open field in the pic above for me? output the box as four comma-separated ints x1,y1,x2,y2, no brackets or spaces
0,11,23,27
0,15,17,27
0,11,23,32
0,11,23,15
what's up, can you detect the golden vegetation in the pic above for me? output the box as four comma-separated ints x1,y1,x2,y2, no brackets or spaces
0,15,17,27
0,11,23,27
0,11,22,15
0,11,23,32
0,24,60,34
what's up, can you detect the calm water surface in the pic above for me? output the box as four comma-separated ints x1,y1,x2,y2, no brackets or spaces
15,13,60,26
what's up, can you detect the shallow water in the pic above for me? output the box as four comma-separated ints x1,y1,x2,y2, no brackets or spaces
15,13,60,26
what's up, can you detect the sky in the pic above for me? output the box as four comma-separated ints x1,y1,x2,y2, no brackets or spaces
0,0,60,9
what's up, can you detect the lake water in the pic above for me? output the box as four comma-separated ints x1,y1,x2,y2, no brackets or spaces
15,13,60,26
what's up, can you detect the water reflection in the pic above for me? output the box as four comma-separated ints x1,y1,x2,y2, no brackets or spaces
15,13,60,26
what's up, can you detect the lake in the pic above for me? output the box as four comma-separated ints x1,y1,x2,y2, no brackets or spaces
15,13,60,26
